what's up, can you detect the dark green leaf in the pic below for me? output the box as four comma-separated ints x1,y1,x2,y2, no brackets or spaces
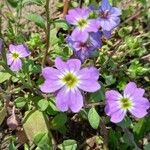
117,117,132,129
51,113,67,129
133,116,150,140
7,0,19,8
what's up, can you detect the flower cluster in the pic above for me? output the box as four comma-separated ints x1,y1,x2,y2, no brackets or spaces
66,0,121,61
105,82,150,123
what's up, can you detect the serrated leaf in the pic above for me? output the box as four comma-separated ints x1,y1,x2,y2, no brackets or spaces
25,13,46,29
88,108,100,129
58,140,77,150
15,97,27,108
0,72,11,83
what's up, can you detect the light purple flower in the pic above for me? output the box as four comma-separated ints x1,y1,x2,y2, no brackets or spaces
40,57,101,113
98,0,122,31
105,82,150,123
66,7,100,42
67,32,102,61
7,44,31,71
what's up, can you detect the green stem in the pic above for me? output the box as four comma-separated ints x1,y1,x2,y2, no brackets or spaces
42,0,50,67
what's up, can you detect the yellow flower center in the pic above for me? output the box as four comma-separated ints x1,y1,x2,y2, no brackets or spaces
120,98,132,110
12,52,19,59
62,73,78,88
78,19,88,28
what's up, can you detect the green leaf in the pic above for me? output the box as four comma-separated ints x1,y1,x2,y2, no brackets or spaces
9,142,17,150
51,113,67,129
108,129,121,150
15,97,27,108
38,99,49,111
58,140,77,150
54,19,69,30
25,13,46,29
0,72,11,83
0,107,7,125
7,0,19,8
22,0,43,6
34,133,49,146
90,82,105,102
50,29,60,46
123,131,135,146
47,100,58,115
133,116,150,140
117,117,132,129
88,108,100,129
144,143,150,150
23,110,52,144
104,75,116,86
24,144,30,150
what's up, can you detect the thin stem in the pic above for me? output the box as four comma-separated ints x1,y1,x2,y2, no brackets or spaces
79,0,83,8
100,118,109,150
62,0,70,19
42,0,50,67
85,102,105,108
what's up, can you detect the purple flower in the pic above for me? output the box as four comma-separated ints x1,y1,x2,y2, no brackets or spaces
67,32,102,61
40,57,100,113
98,0,121,31
66,7,100,41
105,82,150,123
7,44,31,72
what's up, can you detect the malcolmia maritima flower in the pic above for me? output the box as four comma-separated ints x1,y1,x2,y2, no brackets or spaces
105,82,150,123
98,0,122,31
67,32,102,61
7,44,31,72
40,57,101,113
66,7,100,42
